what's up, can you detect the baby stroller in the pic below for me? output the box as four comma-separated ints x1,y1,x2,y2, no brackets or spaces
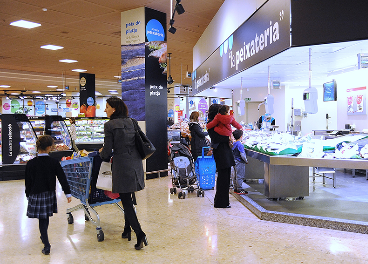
169,143,198,199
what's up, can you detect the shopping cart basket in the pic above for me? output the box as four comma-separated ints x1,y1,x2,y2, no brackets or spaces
61,157,124,242
195,147,216,191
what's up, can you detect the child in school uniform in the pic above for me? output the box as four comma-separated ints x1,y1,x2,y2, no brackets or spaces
232,130,248,194
206,105,242,136
25,135,72,255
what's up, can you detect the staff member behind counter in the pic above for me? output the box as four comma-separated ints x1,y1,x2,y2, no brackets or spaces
257,113,275,130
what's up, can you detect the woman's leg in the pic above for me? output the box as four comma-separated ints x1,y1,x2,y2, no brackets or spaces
119,193,141,234
214,167,231,208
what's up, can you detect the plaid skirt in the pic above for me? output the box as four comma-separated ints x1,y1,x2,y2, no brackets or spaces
27,191,57,219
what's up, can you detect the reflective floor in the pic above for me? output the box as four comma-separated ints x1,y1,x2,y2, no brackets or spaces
2,173,368,263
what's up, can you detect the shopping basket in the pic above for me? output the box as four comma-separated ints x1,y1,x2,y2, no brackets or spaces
61,157,124,242
195,147,216,190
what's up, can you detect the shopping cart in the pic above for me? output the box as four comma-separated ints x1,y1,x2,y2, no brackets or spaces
61,157,124,242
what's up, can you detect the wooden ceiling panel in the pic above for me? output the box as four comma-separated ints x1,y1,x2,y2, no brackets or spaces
0,0,225,95
49,0,116,18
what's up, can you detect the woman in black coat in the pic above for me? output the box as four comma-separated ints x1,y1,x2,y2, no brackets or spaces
99,97,147,250
189,111,208,161
207,104,235,208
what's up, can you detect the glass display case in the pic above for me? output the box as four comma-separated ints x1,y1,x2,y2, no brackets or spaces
44,115,72,151
29,117,45,137
1,114,37,165
65,118,108,144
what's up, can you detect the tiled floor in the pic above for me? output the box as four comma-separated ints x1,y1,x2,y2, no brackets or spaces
1,172,368,263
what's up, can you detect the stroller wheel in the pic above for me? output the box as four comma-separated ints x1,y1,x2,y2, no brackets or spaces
178,192,182,199
202,190,205,197
197,190,200,197
173,188,177,194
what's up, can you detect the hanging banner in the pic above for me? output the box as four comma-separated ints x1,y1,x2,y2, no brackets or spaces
192,0,291,94
79,73,96,117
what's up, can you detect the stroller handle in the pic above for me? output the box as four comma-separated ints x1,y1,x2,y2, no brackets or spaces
202,146,210,157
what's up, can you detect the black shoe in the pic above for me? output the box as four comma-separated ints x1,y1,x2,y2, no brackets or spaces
134,231,148,250
121,227,131,241
42,245,50,255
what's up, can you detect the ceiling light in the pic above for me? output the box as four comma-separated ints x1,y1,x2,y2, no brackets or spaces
72,69,87,72
10,92,19,95
41,45,64,50
32,91,41,93
114,75,121,78
59,59,78,63
47,85,58,88
110,92,119,95
95,91,102,95
10,20,41,29
0,85,11,88
56,88,64,91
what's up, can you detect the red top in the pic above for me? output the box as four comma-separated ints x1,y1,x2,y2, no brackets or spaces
206,114,242,136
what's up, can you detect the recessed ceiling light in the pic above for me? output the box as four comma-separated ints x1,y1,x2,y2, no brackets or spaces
47,85,58,88
108,90,117,92
56,88,64,91
0,85,11,88
41,45,64,50
32,91,41,93
59,59,78,63
95,91,102,95
110,92,119,95
114,76,121,78
10,20,41,29
10,92,20,95
72,69,87,72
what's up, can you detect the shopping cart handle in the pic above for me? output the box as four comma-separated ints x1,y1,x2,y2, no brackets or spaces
202,146,210,157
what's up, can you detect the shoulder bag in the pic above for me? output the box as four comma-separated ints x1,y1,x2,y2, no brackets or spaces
131,118,156,160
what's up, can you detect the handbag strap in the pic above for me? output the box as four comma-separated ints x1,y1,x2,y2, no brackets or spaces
130,118,140,132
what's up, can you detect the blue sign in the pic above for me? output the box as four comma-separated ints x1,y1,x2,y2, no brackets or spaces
35,101,45,115
168,109,174,118
212,99,218,104
146,19,165,41
87,96,94,106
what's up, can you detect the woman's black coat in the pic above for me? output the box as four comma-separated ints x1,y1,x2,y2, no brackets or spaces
189,122,208,160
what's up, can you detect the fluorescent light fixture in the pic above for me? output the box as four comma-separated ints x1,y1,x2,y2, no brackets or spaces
41,45,63,50
59,59,78,63
32,91,41,93
10,92,20,95
95,91,102,95
56,88,64,91
72,69,87,72
110,92,119,95
0,85,11,88
10,20,41,29
108,90,118,92
47,85,58,88
114,75,121,78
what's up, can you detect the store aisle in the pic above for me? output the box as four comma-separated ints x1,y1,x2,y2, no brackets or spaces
1,175,368,264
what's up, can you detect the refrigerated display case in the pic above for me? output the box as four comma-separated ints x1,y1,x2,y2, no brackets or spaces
29,115,74,160
0,114,37,180
65,117,108,151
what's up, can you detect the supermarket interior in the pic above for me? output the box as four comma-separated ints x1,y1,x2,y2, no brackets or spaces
2,0,368,262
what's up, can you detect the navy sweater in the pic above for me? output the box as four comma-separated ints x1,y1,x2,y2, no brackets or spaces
25,156,71,197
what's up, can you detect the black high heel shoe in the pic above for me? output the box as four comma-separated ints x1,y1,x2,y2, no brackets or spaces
134,232,148,250
121,227,131,241
42,245,51,255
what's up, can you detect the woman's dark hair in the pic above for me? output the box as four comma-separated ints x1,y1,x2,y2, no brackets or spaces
232,129,243,140
207,104,221,122
190,111,199,122
69,117,76,124
36,135,54,151
219,105,229,115
106,96,128,119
